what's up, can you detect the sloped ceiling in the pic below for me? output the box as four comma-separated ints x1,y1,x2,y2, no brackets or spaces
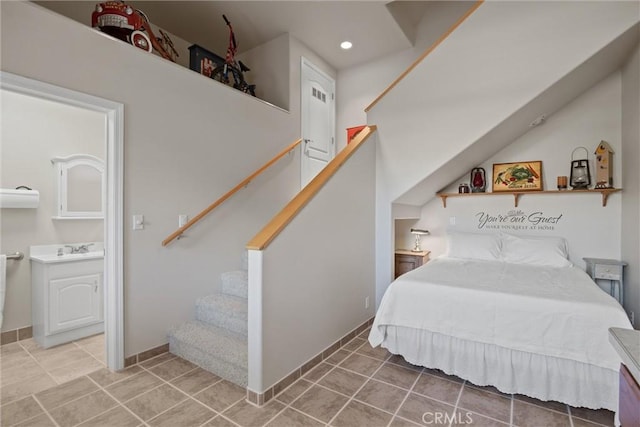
394,23,640,206
34,1,430,69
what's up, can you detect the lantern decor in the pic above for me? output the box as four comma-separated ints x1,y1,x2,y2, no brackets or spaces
470,167,486,193
594,140,614,189
570,147,591,190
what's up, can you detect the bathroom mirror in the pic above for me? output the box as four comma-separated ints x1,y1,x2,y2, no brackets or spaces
52,154,104,218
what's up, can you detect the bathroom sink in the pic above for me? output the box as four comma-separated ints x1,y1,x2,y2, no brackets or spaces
30,242,104,264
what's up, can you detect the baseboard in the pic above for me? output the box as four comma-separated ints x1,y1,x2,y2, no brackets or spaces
124,343,170,367
246,316,374,406
1,326,33,345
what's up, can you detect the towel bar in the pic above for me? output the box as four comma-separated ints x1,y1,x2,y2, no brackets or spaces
3,252,24,261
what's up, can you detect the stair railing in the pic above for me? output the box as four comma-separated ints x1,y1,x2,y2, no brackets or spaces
247,125,377,250
364,0,484,113
162,138,301,246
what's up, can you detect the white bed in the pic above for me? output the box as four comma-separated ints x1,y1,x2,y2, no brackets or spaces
369,233,633,411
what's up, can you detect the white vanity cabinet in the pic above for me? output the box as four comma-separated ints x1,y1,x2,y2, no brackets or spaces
31,245,104,348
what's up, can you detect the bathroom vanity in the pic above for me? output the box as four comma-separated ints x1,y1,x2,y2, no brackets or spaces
30,243,104,348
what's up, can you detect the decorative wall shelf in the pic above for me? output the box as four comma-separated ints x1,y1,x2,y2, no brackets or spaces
437,188,622,208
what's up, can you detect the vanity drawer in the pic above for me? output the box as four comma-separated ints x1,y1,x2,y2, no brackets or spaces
594,264,622,280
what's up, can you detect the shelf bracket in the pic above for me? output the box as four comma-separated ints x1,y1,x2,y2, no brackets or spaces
513,194,520,207
602,191,609,207
439,195,448,208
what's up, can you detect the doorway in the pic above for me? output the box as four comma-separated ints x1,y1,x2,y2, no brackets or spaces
301,58,336,188
1,72,124,371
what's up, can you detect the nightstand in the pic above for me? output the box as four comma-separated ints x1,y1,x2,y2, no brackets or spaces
395,250,430,279
584,258,627,305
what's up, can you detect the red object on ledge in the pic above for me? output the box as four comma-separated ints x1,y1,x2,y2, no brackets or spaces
347,125,366,144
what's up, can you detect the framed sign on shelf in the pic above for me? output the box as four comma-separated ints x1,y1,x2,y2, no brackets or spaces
492,161,543,192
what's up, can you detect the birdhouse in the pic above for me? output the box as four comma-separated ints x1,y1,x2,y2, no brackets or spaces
594,140,614,189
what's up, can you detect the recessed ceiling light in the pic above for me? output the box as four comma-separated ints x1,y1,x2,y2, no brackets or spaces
340,41,353,50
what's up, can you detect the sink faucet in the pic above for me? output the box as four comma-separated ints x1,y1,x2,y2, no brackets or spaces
64,243,94,254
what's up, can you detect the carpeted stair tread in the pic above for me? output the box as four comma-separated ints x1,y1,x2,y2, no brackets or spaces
220,270,248,299
196,294,247,336
168,320,247,386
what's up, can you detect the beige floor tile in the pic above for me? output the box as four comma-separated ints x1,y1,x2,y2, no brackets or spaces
342,338,366,352
21,340,76,358
1,396,44,426
513,393,568,414
203,415,239,427
74,334,104,348
512,400,571,427
125,384,188,421
48,356,104,384
265,408,323,427
452,411,509,426
458,386,511,423
290,385,349,423
1,342,24,356
48,390,118,427
170,367,222,395
148,357,197,381
339,353,383,377
275,379,313,405
318,367,368,396
1,358,48,385
373,363,420,390
331,400,392,427
355,343,392,361
14,413,57,427
303,362,334,382
82,342,105,358
354,379,408,413
412,373,463,404
324,349,351,366
78,405,143,427
396,393,455,426
1,372,57,405
105,371,163,403
386,355,424,372
35,376,99,411
570,406,615,426
34,347,96,371
148,398,216,427
0,345,32,369
195,379,246,412
389,416,422,427
139,352,176,369
223,399,284,427
88,365,143,387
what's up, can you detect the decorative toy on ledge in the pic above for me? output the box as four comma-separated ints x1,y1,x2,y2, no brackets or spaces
594,140,614,189
91,1,178,62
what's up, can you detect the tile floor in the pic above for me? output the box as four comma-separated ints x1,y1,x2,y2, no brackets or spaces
1,333,106,407
1,329,615,427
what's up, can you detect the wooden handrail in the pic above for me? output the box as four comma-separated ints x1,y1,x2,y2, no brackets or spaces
162,138,301,246
247,125,377,251
364,0,484,113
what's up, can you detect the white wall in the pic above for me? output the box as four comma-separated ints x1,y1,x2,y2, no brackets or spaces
414,72,622,278
368,1,639,306
1,2,304,356
248,138,376,393
621,42,640,327
0,90,104,331
336,1,475,151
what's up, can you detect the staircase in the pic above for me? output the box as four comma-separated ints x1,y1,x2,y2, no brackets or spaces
168,253,249,386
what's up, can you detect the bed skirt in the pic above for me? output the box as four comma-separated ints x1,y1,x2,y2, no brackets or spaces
380,325,618,411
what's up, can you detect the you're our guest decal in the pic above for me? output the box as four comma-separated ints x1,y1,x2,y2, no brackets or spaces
476,210,564,231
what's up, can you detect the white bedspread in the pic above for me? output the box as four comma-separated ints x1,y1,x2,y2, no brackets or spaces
370,257,632,370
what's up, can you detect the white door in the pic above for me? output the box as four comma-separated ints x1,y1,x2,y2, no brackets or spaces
301,58,336,188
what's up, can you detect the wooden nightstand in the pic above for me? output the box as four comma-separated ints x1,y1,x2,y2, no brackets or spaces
584,258,627,305
395,250,430,279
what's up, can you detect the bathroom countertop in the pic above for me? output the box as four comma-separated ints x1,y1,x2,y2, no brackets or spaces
609,327,640,384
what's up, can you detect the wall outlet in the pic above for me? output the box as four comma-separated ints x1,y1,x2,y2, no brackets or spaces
178,214,189,228
365,296,370,309
449,216,456,226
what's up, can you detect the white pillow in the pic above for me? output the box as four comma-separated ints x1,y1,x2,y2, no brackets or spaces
446,232,501,261
500,233,572,267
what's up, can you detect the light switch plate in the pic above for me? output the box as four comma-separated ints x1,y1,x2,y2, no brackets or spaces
133,214,144,230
